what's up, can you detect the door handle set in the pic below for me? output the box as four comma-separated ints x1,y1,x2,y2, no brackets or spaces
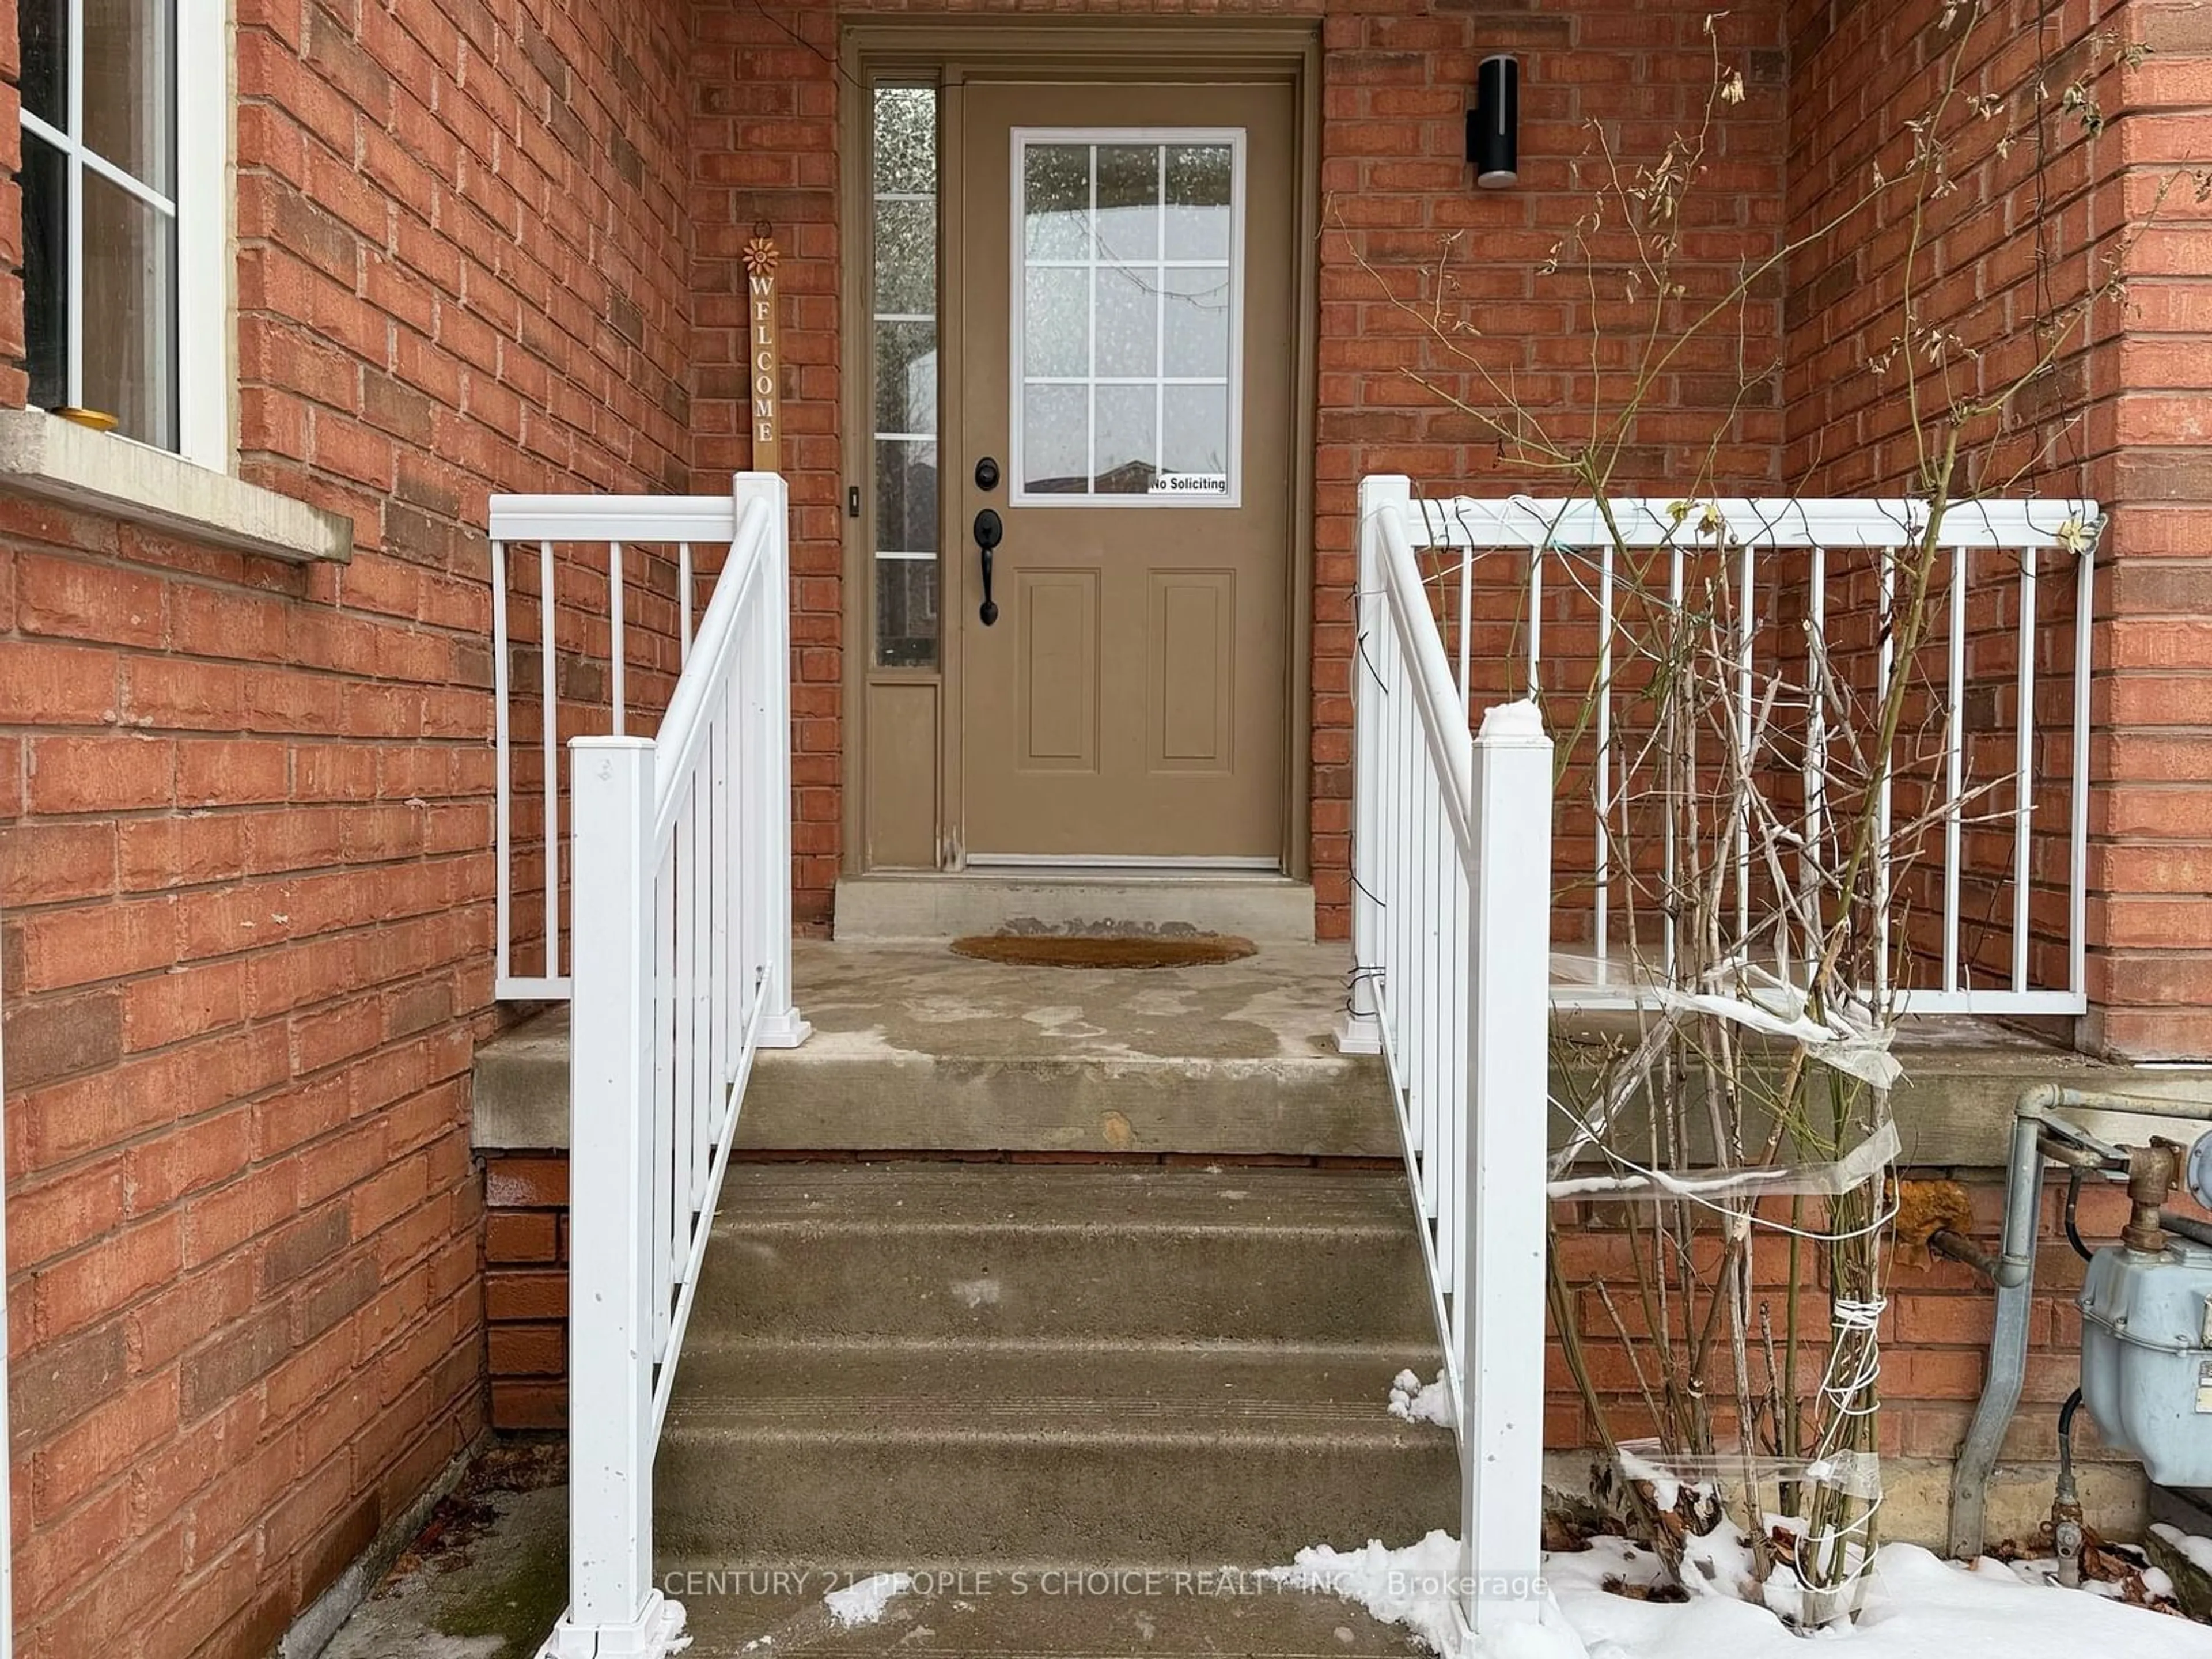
974,508,1002,627
972,455,1003,626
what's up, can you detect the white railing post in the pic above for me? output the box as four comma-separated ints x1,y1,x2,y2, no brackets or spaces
544,736,686,1659
737,471,812,1051
1460,699,1552,1639
1338,473,1410,1056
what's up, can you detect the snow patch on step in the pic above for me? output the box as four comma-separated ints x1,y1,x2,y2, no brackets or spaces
824,1571,914,1628
1387,1369,1453,1428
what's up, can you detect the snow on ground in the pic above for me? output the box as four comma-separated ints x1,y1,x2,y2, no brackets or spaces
1388,1369,1455,1428
1274,1531,2212,1658
1262,1532,1588,1658
1554,1539,2212,1657
2156,1522,2212,1577
823,1571,914,1628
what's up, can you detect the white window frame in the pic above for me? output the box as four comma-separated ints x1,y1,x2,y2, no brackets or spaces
17,0,229,470
1008,126,1246,510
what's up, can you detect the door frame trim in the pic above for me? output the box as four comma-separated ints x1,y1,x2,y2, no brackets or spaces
836,18,1323,880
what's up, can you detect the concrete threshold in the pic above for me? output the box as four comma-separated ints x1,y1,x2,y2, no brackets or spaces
831,871,1319,945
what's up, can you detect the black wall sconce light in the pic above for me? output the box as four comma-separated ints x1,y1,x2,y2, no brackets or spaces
1467,54,1519,188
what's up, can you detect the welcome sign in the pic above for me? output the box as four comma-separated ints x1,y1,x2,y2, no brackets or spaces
743,229,780,470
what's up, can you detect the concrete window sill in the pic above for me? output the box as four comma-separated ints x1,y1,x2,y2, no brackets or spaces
0,408,353,565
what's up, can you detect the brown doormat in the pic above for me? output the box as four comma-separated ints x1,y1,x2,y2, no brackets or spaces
949,934,1259,969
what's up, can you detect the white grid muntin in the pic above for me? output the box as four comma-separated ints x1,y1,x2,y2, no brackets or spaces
17,0,227,467
1009,126,1247,510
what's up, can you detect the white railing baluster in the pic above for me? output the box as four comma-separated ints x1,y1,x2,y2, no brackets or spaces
670,785,695,1263
610,541,626,737
1419,756,1440,1213
1438,850,1468,1298
1669,541,1685,985
1457,546,1473,709
1944,546,1965,992
2070,540,2093,1005
540,539,559,985
1527,545,1543,691
2014,547,2037,993
492,539,513,991
1876,548,1895,1005
679,541,694,665
688,777,713,1215
707,707,731,1154
1803,540,1825,982
539,476,806,1659
1736,539,1755,950
653,835,676,1363
1595,541,1612,982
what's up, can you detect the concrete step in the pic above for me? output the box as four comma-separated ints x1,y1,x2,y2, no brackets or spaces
656,1343,1457,1569
832,872,1317,944
692,1164,1436,1347
667,1572,1431,1656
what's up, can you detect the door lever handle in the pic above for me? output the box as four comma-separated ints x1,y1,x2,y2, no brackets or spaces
974,508,1003,626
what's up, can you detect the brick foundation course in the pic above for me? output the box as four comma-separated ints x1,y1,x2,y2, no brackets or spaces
483,1153,569,1431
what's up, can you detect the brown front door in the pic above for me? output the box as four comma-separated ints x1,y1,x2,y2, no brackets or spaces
955,82,1295,863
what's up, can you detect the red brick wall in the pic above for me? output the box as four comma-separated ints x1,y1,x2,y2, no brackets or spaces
688,1,842,921
1547,1172,2159,1493
1785,0,2212,1059
1312,3,1789,938
688,0,1790,935
0,0,696,1649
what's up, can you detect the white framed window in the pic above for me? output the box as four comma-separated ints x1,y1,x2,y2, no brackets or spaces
17,0,227,467
1010,127,1245,509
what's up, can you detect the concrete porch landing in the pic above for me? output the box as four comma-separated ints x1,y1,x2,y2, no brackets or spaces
474,941,1394,1157
471,939,2212,1164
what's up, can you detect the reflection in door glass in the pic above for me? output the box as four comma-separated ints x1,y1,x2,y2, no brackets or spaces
1016,135,1239,502
873,86,940,668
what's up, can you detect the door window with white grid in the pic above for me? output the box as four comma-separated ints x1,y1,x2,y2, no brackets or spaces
1013,131,1243,506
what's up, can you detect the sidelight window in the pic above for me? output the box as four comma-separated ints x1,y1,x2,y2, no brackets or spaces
871,84,941,669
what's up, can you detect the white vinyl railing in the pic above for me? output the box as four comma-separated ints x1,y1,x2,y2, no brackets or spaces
1338,476,1554,1641
1389,487,2094,1017
533,474,810,1659
491,491,751,999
